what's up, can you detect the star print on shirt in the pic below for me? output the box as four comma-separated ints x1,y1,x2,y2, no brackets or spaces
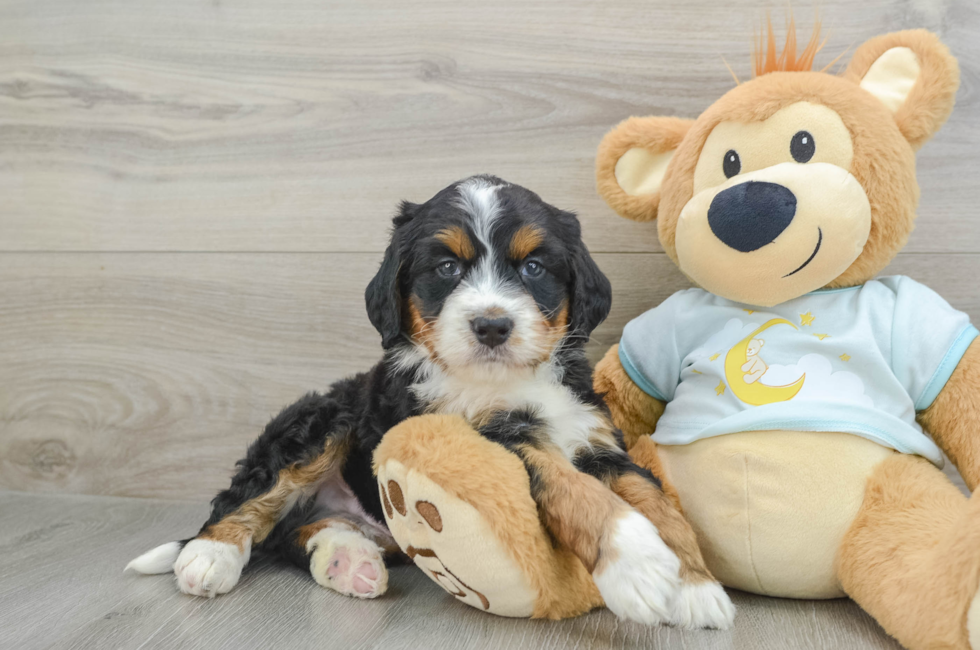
800,311,815,326
709,353,720,361
813,333,831,341
715,381,726,396
840,353,851,362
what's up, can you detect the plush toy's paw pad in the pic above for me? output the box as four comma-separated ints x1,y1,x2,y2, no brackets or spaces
377,457,540,617
593,511,682,625
308,528,388,599
670,580,735,629
174,539,247,598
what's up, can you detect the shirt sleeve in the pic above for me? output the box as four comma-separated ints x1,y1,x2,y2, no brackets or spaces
617,290,692,403
885,276,978,411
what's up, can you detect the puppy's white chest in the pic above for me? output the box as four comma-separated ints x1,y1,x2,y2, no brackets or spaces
420,371,602,460
521,384,602,459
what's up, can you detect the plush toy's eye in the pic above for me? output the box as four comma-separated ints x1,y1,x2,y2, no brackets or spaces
723,150,741,178
791,131,815,163
436,260,461,278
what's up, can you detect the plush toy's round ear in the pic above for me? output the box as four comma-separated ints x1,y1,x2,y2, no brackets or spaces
844,29,959,150
595,116,694,222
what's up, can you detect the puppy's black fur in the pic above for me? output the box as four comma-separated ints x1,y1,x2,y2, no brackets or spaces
198,176,615,553
132,175,690,609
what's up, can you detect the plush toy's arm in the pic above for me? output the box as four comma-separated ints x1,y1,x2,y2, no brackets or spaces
594,345,685,511
594,345,666,449
917,338,980,491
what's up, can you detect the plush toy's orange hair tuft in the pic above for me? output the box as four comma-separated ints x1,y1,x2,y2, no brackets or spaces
753,13,827,77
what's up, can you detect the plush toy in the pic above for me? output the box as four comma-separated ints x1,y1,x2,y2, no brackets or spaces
592,23,978,650
374,415,603,619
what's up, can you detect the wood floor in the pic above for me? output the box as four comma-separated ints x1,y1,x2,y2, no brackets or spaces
0,0,978,647
0,489,907,650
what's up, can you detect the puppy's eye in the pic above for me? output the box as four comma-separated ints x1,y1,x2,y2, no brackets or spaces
723,150,741,178
436,260,460,278
791,131,815,163
521,260,544,279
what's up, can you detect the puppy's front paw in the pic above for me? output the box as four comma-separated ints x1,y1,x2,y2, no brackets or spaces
593,511,682,625
671,580,735,630
174,539,249,598
308,528,388,599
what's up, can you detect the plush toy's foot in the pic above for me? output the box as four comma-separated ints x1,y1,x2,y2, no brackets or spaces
838,454,980,650
307,527,388,599
374,414,604,620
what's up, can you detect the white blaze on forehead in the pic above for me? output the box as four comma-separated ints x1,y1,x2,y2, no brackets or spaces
454,177,512,297
455,177,505,250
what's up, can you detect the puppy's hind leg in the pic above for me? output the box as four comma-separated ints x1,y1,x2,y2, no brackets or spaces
264,480,402,600
127,392,353,598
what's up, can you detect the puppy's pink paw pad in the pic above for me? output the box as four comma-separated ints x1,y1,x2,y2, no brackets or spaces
350,561,381,595
308,529,388,599
325,548,351,580
357,561,378,581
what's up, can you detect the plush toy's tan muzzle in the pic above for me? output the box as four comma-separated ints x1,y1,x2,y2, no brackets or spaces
675,162,871,307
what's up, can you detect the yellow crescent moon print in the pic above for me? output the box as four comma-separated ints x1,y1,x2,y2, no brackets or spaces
724,318,805,406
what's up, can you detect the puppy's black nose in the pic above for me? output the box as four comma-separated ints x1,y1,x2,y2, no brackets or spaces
470,317,513,348
708,181,797,252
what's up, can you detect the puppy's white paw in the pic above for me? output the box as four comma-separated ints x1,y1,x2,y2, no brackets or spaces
671,580,736,630
174,538,249,598
593,510,682,625
308,528,388,599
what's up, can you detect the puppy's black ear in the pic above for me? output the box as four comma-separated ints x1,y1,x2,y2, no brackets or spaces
569,240,612,339
365,202,418,349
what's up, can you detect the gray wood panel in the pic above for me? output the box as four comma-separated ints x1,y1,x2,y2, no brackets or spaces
0,489,905,650
0,0,976,254
1,1,977,647
0,251,974,501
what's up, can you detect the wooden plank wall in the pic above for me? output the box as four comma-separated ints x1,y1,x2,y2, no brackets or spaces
1,0,977,501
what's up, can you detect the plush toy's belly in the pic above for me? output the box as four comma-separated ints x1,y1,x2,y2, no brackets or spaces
659,430,895,599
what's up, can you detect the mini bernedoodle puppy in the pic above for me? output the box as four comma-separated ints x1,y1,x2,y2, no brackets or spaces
127,175,734,628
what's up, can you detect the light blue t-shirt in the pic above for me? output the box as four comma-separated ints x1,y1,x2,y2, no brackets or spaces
618,276,978,466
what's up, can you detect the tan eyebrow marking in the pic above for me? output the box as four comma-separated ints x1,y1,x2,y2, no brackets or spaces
435,226,475,260
509,224,545,259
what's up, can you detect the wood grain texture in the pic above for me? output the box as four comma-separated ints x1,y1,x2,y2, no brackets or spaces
0,251,975,501
0,489,905,650
0,0,976,254
0,2,976,648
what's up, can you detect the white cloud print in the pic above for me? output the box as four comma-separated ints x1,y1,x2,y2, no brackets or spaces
763,354,873,407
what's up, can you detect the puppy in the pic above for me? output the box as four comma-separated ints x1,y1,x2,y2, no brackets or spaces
126,175,733,628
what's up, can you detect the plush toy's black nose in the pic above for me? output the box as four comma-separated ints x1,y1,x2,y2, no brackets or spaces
707,181,797,252
470,317,513,348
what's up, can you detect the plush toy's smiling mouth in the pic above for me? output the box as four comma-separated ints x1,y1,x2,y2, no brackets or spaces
783,228,823,278
673,164,870,306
